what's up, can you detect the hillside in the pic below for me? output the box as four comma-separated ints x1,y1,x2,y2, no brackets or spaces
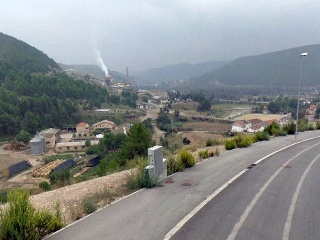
0,33,137,137
136,60,227,85
0,32,60,76
59,63,128,83
189,44,320,88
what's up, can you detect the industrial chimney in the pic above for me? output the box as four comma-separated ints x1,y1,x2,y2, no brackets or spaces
126,67,130,86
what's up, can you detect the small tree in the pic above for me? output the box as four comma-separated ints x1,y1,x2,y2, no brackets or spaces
85,140,91,148
98,159,107,177
15,130,31,144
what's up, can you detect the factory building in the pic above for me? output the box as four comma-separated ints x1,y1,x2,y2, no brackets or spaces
39,128,60,149
29,135,45,155
55,141,99,153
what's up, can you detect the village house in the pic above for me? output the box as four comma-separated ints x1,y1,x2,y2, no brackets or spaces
277,113,292,126
76,122,90,135
231,119,265,133
92,120,115,130
305,104,317,121
136,101,152,109
231,121,245,132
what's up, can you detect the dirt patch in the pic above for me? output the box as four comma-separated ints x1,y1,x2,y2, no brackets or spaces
30,169,135,224
181,132,222,147
183,121,231,132
0,144,42,187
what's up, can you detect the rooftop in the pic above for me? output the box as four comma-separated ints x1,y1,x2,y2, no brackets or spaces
77,122,89,128
39,128,60,138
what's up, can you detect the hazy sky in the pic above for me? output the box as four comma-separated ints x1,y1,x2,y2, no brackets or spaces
1,0,320,73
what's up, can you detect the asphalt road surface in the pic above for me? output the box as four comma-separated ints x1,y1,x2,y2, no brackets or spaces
172,137,320,240
47,131,320,240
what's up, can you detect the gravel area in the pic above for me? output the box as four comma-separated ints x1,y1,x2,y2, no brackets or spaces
30,169,135,224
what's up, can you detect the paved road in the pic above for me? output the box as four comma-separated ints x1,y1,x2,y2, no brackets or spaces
172,137,320,240
47,131,320,240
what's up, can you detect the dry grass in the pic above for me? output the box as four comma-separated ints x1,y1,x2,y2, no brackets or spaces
183,121,231,132
172,102,199,111
235,113,285,121
30,169,135,224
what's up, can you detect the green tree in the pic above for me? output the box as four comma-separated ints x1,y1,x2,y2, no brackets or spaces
97,159,107,177
142,95,148,103
142,118,154,133
21,111,40,133
15,129,31,144
85,140,91,148
120,123,152,160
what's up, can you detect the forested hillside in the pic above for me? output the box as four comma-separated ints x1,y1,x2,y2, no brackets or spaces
0,32,59,77
0,72,111,135
0,32,135,137
188,44,320,89
137,60,227,85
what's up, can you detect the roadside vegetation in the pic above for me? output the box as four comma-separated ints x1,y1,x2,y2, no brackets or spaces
0,188,64,240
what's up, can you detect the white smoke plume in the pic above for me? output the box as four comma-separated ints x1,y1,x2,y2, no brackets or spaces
96,50,109,76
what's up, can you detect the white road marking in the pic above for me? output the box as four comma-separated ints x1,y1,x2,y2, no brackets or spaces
282,152,320,240
163,169,248,240
226,142,320,240
163,136,320,240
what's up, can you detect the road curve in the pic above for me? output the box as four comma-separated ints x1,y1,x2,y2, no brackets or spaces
47,131,320,240
171,138,320,240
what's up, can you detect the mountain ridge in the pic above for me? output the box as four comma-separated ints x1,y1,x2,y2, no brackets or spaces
0,32,60,74
136,60,228,84
188,44,320,88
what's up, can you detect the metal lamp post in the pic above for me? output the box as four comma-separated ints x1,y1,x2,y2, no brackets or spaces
295,52,308,141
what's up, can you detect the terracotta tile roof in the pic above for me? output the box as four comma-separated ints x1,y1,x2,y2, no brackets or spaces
77,122,89,128
234,120,245,128
247,118,263,125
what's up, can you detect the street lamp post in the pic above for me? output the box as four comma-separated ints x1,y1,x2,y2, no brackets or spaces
295,52,308,141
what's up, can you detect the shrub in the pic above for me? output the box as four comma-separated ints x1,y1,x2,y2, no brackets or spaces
283,122,295,135
126,169,157,189
206,138,214,146
167,156,184,175
82,197,97,214
49,170,71,187
264,122,280,135
209,151,214,157
39,181,51,191
255,132,270,141
224,139,237,150
307,123,315,131
198,149,210,159
183,137,191,145
214,148,220,156
0,189,64,240
0,189,8,203
126,157,157,189
234,134,254,148
107,159,120,172
179,149,195,168
15,130,31,144
97,159,107,177
206,138,221,147
276,129,288,136
316,121,320,130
